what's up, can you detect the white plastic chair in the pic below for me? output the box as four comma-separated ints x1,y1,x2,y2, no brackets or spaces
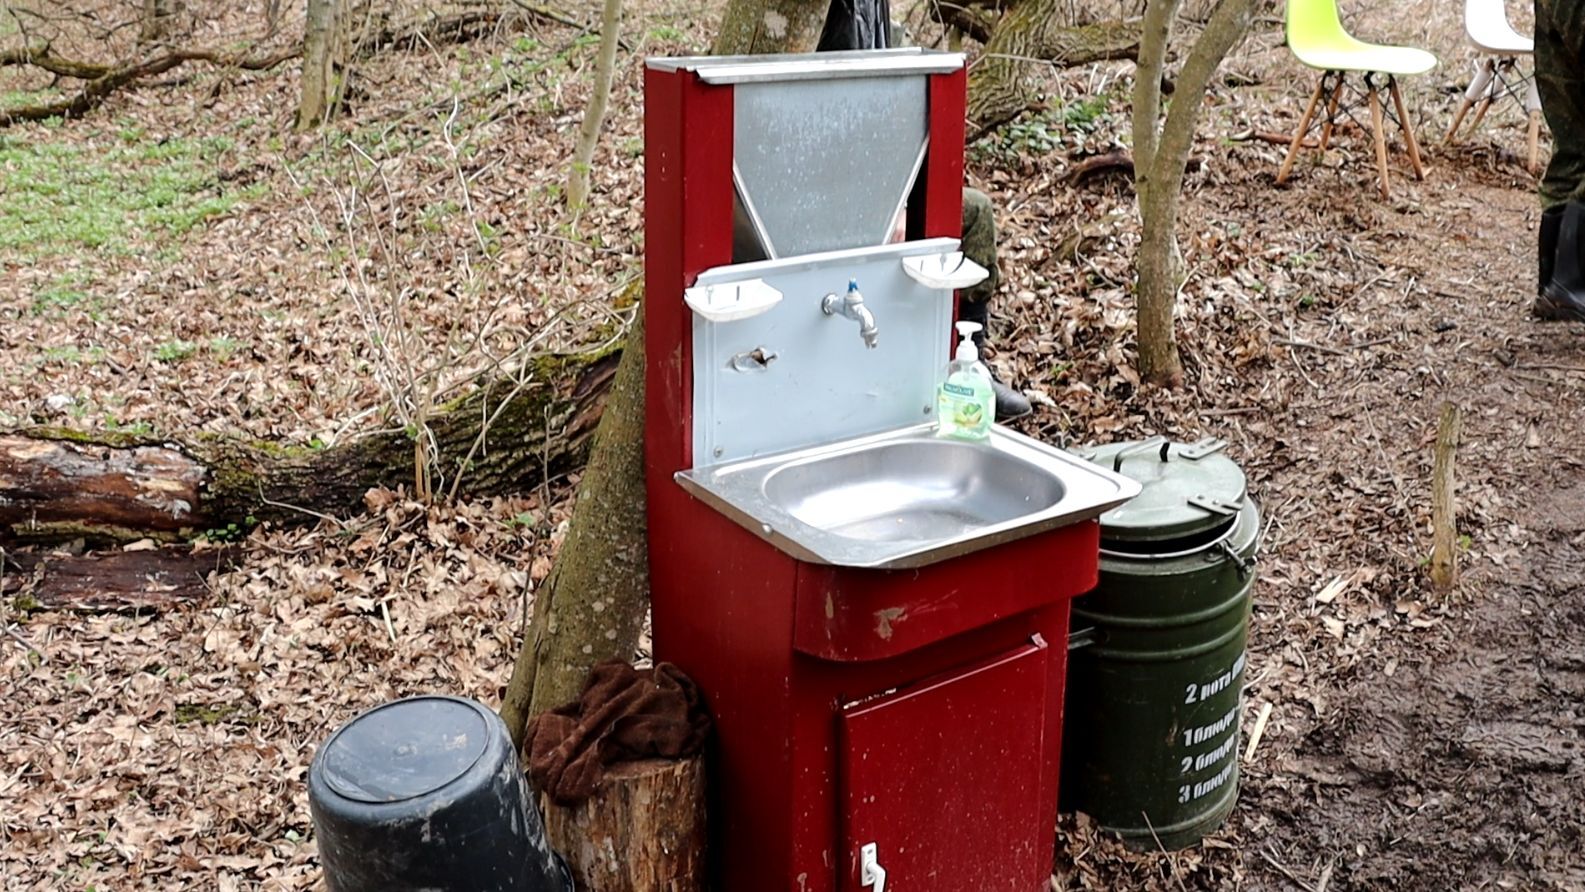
1445,0,1543,172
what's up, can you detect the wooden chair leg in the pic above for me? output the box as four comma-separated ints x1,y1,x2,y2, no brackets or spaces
1278,73,1328,185
1444,96,1475,146
1467,95,1495,135
1389,78,1426,181
1446,58,1494,146
1367,83,1392,200
1529,108,1543,175
1318,74,1344,155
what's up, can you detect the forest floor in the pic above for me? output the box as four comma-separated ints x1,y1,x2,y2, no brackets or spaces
2,0,1582,889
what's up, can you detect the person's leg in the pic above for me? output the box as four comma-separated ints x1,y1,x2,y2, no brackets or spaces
1534,0,1585,318
959,187,1031,418
1537,0,1585,209
960,188,1000,313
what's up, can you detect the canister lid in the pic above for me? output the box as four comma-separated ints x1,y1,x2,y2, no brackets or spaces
1081,437,1247,544
319,696,490,804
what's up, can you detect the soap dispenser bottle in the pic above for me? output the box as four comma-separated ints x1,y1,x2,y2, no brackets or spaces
937,320,994,440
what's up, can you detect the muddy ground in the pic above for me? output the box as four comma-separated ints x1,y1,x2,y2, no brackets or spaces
3,0,1583,889
1044,153,1585,890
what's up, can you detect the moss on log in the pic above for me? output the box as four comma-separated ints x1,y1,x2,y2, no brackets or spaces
967,13,1143,140
0,346,620,543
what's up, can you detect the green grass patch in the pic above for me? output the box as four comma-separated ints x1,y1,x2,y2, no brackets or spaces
174,702,257,726
972,94,1119,165
31,285,90,314
0,132,258,258
208,336,246,359
152,340,198,362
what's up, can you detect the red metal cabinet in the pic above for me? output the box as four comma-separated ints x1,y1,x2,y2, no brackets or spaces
839,643,1051,891
643,57,1094,891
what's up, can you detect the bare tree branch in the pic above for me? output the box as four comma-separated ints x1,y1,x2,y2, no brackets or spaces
0,46,301,127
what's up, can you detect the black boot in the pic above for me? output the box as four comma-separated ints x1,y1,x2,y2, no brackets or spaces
1534,205,1567,318
1536,202,1585,322
959,299,1032,420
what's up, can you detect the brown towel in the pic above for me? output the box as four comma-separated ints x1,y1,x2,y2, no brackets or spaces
524,660,711,806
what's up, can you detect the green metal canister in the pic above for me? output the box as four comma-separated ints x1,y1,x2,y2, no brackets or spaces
1060,437,1258,851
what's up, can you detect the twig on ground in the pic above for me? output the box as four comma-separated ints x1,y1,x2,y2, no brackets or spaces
380,598,397,643
1258,846,1318,892
1231,129,1319,148
1201,406,1262,416
1516,363,1585,374
1245,701,1275,761
1362,410,1405,496
4,623,43,662
1287,340,1322,392
1275,338,1349,356
1316,859,1336,892
1140,813,1190,892
256,486,353,531
1276,336,1394,355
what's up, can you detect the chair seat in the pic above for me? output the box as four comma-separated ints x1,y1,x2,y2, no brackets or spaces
1469,33,1533,55
1292,39,1439,76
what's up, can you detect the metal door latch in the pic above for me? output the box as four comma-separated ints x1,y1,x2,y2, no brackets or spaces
728,346,779,372
860,843,887,892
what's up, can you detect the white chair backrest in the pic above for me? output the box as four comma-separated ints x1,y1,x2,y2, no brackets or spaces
1465,0,1531,52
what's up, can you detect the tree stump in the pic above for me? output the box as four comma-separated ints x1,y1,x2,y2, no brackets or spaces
540,757,706,892
1429,402,1461,594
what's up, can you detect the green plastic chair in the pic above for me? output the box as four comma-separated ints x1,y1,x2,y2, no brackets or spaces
1278,0,1439,198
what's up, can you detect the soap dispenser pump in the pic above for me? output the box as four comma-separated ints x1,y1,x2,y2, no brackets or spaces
937,320,994,440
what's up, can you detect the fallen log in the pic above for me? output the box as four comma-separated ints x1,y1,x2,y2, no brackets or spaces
0,347,620,544
1059,150,1203,185
0,46,301,126
936,4,998,44
541,757,707,892
1231,128,1321,149
967,9,1142,140
1,545,239,612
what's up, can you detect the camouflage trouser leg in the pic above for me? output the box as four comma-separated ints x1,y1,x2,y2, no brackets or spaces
959,187,999,342
1536,0,1585,207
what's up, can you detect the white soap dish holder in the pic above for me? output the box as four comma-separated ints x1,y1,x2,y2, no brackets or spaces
901,251,989,291
683,278,783,323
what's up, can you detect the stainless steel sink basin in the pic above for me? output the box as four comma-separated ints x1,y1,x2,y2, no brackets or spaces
676,424,1141,568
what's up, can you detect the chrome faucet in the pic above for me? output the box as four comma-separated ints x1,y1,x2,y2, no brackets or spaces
821,279,879,349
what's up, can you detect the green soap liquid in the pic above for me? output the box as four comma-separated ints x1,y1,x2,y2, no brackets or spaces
937,371,993,440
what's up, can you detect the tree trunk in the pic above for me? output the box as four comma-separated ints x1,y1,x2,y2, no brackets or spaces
712,0,827,55
540,757,707,892
569,0,624,211
1134,186,1183,386
967,12,1142,139
1129,0,1253,388
298,0,340,130
0,348,620,544
1429,402,1461,594
500,311,648,748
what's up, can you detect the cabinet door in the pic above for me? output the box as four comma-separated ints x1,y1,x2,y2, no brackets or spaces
838,641,1050,892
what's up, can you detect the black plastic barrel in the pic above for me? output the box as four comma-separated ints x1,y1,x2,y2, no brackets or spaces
1061,437,1258,850
309,695,572,891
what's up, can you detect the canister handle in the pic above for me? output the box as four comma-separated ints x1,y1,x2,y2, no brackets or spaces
1177,437,1229,460
1112,435,1171,472
1068,626,1101,651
